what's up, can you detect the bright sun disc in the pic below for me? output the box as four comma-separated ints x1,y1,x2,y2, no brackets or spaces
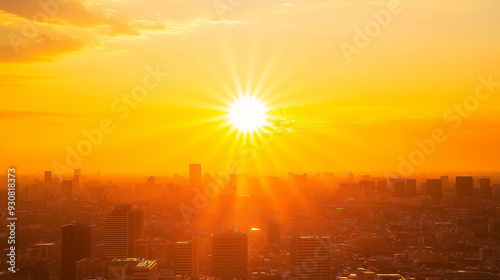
228,96,268,132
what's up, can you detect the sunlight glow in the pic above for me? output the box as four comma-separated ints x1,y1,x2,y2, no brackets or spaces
228,96,269,133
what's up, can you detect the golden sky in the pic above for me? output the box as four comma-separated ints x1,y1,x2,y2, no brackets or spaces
1,0,500,176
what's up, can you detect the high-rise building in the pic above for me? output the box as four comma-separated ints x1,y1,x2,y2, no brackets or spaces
479,178,492,199
291,236,331,280
441,175,450,189
44,171,52,185
62,224,94,280
456,176,473,202
105,205,144,258
62,180,73,199
359,181,375,193
405,179,417,197
175,239,199,279
137,238,153,259
210,232,248,280
267,222,281,245
377,180,388,194
426,179,443,203
190,164,202,188
390,178,405,197
73,169,81,193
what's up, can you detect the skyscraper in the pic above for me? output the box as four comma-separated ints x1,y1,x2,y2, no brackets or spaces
175,239,199,279
105,205,144,258
190,164,201,188
479,178,492,199
44,171,52,186
267,222,281,245
405,179,417,198
73,169,81,193
61,224,94,280
210,232,248,280
426,179,443,203
390,178,406,197
456,176,473,202
62,180,73,199
291,236,331,280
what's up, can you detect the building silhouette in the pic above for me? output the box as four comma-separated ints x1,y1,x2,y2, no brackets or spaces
61,224,94,280
175,239,199,279
456,176,473,202
210,232,248,280
105,205,144,258
267,222,281,245
425,179,443,203
291,236,331,280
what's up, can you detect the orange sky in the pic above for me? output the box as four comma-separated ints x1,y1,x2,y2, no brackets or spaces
1,0,500,176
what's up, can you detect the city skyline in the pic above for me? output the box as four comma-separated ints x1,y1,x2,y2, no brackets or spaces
1,0,500,174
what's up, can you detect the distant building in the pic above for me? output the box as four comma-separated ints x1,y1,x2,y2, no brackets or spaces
210,232,248,280
267,222,281,245
44,171,52,185
390,179,406,197
105,205,144,258
479,178,492,199
406,179,417,198
137,238,153,259
426,179,443,203
456,176,473,202
175,239,199,279
291,236,331,280
62,180,73,199
62,224,94,280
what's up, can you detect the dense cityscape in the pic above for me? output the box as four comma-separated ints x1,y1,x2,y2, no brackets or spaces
2,165,500,280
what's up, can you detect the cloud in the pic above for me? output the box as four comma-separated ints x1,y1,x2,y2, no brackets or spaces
0,0,139,36
0,34,87,63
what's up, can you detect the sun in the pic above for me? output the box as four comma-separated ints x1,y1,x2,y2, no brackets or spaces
228,96,269,133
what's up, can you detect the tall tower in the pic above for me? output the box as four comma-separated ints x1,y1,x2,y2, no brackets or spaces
105,205,144,258
73,169,81,194
405,179,417,198
44,171,52,185
456,176,473,202
175,238,199,279
425,179,443,203
61,224,94,280
479,178,492,199
267,222,281,245
190,164,201,188
290,236,331,280
210,232,248,280
62,180,73,199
